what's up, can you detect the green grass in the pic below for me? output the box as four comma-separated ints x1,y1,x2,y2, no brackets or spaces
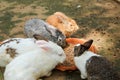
0,73,3,80
0,5,37,37
18,12,37,18
0,68,4,80
0,11,15,35
3,0,36,5
0,36,4,41
34,0,94,17
75,16,110,32
10,31,24,37
115,59,120,72
0,6,15,12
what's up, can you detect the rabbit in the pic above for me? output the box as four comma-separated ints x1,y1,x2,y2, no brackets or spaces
0,37,39,67
74,40,120,80
0,34,61,67
4,38,66,80
46,12,79,37
24,18,67,48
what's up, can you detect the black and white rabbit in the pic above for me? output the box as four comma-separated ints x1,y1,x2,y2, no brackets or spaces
74,40,120,80
24,18,67,48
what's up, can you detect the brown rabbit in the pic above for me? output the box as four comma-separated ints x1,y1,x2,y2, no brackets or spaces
74,40,120,80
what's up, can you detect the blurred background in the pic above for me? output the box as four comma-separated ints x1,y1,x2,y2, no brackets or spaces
0,0,120,80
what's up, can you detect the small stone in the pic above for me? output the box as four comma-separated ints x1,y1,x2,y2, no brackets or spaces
77,5,81,8
108,48,111,51
97,39,100,41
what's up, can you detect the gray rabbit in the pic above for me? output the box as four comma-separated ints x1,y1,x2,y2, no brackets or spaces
74,40,120,80
24,18,67,48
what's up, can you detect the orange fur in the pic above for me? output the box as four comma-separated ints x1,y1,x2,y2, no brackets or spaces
46,12,79,37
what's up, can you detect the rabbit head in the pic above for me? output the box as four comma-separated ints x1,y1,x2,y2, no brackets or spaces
40,23,67,48
43,24,67,47
33,31,68,48
74,39,93,57
74,40,120,80
48,29,68,48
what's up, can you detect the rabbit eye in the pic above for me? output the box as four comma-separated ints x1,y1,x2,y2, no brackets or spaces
59,38,62,41
58,37,62,42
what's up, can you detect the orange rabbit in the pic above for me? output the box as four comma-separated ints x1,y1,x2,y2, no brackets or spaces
46,12,79,37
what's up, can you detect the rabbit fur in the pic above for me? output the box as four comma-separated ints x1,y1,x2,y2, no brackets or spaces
24,18,67,48
46,12,79,37
4,39,66,80
0,35,65,67
0,38,39,67
74,40,119,80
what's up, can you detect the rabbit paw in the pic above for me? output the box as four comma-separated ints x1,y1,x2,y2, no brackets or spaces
46,72,52,77
81,75,87,79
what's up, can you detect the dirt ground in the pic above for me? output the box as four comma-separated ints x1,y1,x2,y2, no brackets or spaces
0,0,120,80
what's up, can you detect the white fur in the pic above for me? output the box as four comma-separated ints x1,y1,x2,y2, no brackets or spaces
0,38,66,67
4,40,66,80
0,38,39,67
75,44,80,47
74,51,100,79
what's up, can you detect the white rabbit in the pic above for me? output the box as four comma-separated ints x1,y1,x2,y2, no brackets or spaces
74,40,120,80
0,38,39,67
24,18,67,48
0,34,63,67
4,39,66,80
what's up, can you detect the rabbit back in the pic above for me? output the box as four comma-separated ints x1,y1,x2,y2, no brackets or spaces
0,38,39,67
0,38,38,56
24,19,56,42
4,50,55,80
86,56,120,80
74,51,99,79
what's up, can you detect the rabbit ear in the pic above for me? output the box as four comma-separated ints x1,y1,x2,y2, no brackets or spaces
40,45,51,51
74,40,93,56
44,24,58,37
82,39,93,50
36,40,51,51
74,44,81,56
33,34,48,42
